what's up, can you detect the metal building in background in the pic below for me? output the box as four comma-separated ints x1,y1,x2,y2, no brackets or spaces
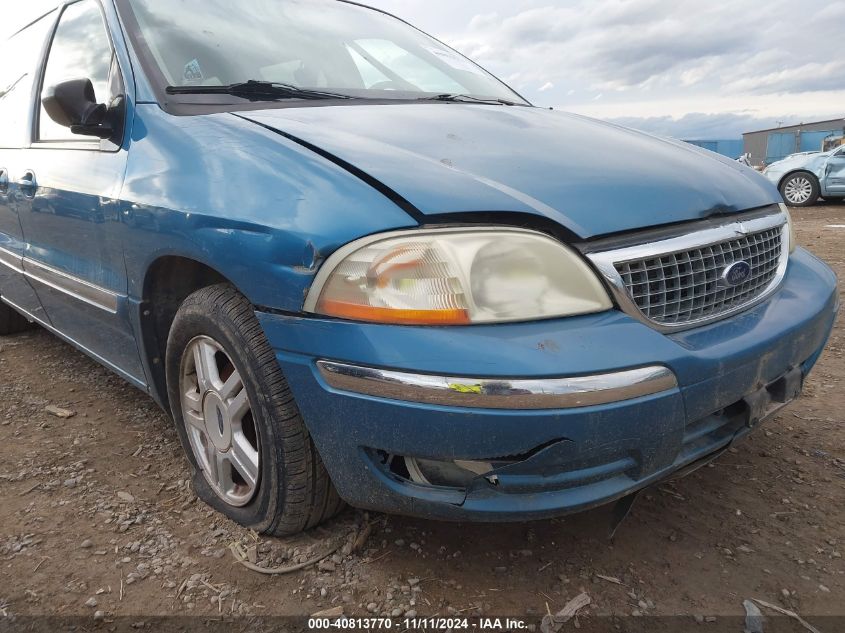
683,139,745,159
743,118,845,167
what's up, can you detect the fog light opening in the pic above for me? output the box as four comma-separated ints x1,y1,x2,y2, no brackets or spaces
383,456,495,488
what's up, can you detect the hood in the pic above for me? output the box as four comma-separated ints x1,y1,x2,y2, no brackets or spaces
768,151,830,174
236,104,780,239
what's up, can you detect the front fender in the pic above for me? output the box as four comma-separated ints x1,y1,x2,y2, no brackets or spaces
120,105,418,309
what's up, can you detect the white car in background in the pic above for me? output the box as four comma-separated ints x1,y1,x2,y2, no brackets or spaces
764,145,845,206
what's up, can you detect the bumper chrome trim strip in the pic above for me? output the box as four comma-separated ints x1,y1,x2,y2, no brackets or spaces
316,361,678,410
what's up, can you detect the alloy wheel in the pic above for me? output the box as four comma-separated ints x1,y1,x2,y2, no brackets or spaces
180,336,260,507
784,176,813,205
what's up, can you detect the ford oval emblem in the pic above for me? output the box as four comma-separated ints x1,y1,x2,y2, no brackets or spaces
721,261,752,287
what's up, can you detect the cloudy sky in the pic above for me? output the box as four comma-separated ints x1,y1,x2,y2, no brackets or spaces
4,0,842,139
365,0,844,138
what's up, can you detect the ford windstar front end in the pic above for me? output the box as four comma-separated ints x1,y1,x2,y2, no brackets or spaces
0,0,837,534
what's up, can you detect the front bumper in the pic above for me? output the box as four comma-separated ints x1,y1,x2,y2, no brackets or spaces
257,248,839,521
763,169,784,187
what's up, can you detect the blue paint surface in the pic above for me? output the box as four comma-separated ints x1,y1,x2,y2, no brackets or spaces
261,250,837,519
0,0,838,522
240,106,780,238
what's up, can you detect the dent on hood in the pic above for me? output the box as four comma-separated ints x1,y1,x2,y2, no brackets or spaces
236,104,782,239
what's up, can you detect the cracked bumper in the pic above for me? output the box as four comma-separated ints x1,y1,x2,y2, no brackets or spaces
257,248,838,521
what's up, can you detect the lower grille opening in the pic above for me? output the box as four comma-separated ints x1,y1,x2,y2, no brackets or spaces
682,401,747,449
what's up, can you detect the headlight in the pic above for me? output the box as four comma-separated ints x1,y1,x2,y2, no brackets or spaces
779,203,798,254
304,228,612,325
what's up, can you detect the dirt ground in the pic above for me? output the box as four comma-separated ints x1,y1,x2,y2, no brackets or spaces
1,202,843,632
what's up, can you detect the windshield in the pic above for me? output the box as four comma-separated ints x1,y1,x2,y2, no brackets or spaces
119,0,527,104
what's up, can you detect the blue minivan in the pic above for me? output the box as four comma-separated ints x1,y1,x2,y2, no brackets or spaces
0,0,838,535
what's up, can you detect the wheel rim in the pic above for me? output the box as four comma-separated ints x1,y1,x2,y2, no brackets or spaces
784,176,813,204
180,336,260,507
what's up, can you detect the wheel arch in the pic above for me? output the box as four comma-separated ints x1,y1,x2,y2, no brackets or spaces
138,255,236,412
778,169,820,191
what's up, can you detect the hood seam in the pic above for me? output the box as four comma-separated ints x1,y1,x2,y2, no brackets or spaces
231,113,426,224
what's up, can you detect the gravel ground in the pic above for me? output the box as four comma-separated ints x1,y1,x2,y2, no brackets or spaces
0,202,843,631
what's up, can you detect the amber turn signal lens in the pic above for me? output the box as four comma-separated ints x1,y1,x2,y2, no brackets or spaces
318,300,471,325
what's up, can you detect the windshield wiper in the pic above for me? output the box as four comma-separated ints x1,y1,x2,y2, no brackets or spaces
419,93,522,106
165,80,353,101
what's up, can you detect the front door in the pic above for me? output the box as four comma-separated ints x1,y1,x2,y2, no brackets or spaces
0,12,55,322
822,147,845,196
15,0,145,384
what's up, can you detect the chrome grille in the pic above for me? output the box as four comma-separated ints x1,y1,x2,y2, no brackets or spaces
613,226,783,325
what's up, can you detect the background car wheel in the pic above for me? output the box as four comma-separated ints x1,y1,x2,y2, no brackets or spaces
0,303,34,335
780,171,820,207
166,284,344,535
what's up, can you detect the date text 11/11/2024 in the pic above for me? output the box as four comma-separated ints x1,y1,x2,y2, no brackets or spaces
307,617,529,630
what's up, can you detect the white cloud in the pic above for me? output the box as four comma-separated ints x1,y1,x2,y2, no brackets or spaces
1,1,56,40
366,0,843,138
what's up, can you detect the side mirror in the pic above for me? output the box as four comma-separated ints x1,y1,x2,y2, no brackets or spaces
41,78,114,139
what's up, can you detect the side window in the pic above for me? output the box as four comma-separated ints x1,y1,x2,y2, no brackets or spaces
0,13,55,148
38,0,116,142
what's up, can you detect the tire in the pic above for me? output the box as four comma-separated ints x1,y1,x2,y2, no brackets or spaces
0,302,34,335
165,284,344,535
779,171,820,207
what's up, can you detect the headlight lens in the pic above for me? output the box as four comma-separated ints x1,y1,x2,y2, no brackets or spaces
305,229,612,325
779,203,797,253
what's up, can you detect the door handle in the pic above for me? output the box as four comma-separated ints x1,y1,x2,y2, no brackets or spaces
16,170,37,190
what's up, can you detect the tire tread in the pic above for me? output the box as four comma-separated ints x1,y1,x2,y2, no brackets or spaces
167,284,344,536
